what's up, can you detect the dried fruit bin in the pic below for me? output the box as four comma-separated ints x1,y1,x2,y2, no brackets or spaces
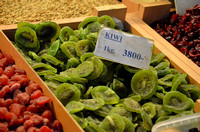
122,0,200,87
0,3,199,131
0,31,83,131
124,13,200,87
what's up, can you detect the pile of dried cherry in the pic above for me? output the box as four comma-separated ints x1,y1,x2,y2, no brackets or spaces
152,4,200,67
0,50,62,131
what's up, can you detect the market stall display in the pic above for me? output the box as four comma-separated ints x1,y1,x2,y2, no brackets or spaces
0,2,199,131
2,14,199,131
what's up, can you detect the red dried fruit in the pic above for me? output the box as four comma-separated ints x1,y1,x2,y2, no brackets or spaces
0,123,9,132
27,127,40,132
3,66,14,78
9,82,21,93
16,126,26,132
3,99,12,108
40,125,53,132
26,82,41,95
31,90,43,100
23,111,33,121
34,96,50,107
18,116,24,125
30,114,43,125
9,103,22,117
17,93,30,105
5,112,18,126
0,74,9,86
24,119,34,130
0,85,10,98
3,53,14,65
41,110,53,123
12,65,26,75
52,120,62,131
27,104,38,113
0,107,8,120
0,58,8,69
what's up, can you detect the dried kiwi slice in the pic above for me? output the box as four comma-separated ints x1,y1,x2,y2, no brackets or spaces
91,86,120,105
163,91,193,113
108,107,132,121
80,98,105,111
65,101,84,114
94,105,113,117
123,98,142,113
83,86,93,99
99,113,125,132
78,16,98,30
88,122,106,132
150,53,165,66
60,41,77,58
60,68,77,77
124,65,141,73
131,67,158,99
15,26,40,51
47,40,61,56
154,104,171,119
17,22,35,30
54,83,81,106
142,102,156,119
75,39,93,57
28,51,42,62
42,54,64,67
32,62,57,74
171,73,187,91
35,21,60,43
69,35,79,42
112,78,127,98
122,116,137,132
87,32,98,44
80,52,94,63
59,26,74,43
75,61,94,77
86,21,101,33
66,58,80,69
141,111,153,131
87,56,104,80
71,114,88,129
97,15,115,29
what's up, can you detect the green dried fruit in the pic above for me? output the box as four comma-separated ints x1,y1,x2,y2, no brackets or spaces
131,67,158,99
91,86,120,105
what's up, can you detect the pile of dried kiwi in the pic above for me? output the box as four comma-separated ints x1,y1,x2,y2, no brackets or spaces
13,15,200,132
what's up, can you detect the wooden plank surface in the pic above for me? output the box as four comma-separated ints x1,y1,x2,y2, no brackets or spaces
125,13,200,87
0,31,84,132
138,1,171,25
122,0,140,13
94,4,127,23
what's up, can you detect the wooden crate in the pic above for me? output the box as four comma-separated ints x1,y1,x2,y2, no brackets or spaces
122,0,172,24
0,3,199,131
125,12,200,87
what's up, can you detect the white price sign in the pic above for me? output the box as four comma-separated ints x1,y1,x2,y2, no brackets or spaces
94,27,154,69
174,0,200,16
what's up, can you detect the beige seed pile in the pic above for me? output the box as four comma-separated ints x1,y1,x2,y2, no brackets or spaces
0,0,120,25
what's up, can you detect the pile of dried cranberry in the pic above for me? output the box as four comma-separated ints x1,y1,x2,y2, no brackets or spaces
0,51,62,131
153,4,200,67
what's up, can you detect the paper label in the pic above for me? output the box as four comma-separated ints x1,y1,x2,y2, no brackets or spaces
94,27,153,69
174,0,200,16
